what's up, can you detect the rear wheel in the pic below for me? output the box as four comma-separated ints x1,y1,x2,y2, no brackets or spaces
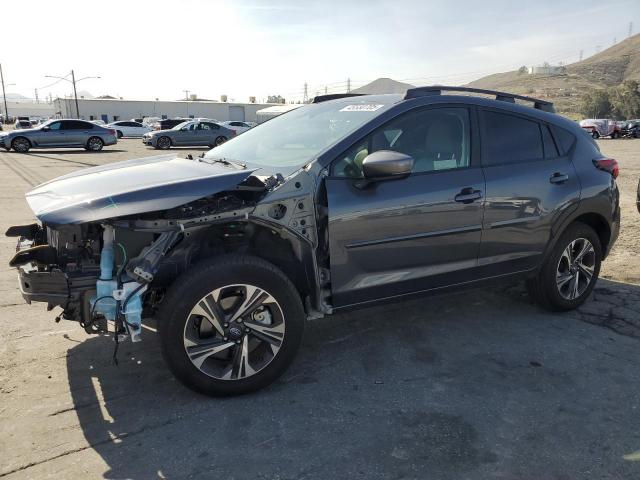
592,131,600,139
611,131,619,139
159,255,305,396
117,130,123,139
527,223,601,311
11,137,30,153
156,136,171,149
214,135,227,146
86,136,104,151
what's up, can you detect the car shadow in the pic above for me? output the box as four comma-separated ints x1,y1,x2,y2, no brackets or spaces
20,149,128,155
65,278,640,479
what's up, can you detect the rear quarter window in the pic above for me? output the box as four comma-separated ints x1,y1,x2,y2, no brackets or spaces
550,125,577,155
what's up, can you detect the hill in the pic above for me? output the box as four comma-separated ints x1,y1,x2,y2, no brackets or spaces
351,77,415,95
467,33,640,116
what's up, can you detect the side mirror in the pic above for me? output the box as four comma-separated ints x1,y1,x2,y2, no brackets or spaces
361,150,414,182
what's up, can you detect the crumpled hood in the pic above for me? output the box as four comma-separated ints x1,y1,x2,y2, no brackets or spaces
26,154,257,224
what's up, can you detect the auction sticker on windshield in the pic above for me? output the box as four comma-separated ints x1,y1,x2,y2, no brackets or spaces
340,104,384,112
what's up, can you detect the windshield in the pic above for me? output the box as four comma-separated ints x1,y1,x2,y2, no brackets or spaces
204,96,399,168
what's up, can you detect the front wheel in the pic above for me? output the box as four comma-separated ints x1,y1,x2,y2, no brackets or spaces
159,255,305,396
156,136,171,149
11,137,30,153
86,136,104,151
527,223,601,311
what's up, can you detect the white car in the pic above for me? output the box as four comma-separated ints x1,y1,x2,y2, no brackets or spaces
222,121,253,135
108,120,153,138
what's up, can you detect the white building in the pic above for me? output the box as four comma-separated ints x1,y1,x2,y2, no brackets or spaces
53,98,274,123
1,100,55,120
527,65,566,75
256,104,302,123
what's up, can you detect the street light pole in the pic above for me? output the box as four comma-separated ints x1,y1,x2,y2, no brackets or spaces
71,69,79,118
0,64,8,124
44,71,100,119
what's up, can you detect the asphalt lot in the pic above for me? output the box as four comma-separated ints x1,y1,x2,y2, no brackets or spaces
1,137,640,479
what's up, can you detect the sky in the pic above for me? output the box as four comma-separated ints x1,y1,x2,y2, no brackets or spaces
1,0,638,103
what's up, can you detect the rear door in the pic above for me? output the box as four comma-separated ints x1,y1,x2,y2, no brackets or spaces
63,120,94,146
478,109,580,274
326,106,486,307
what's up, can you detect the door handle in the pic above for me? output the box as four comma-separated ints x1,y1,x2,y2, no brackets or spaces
454,188,482,203
550,172,569,184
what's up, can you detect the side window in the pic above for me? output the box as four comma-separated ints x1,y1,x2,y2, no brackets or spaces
205,122,219,130
62,120,92,130
199,123,211,130
541,124,559,158
333,108,471,177
48,121,62,130
481,111,543,165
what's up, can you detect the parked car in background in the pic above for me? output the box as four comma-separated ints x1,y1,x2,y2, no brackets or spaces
91,119,106,126
579,118,621,139
0,119,117,152
142,120,234,149
621,120,640,138
108,120,152,138
152,118,189,131
14,119,32,130
6,87,620,396
222,120,253,134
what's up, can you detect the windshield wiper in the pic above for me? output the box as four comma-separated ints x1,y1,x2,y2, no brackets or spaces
191,155,246,170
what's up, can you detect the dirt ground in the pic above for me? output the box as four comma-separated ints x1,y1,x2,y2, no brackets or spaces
0,136,639,479
597,139,640,284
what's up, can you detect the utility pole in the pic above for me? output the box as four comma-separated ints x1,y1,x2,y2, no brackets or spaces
630,22,634,38
0,64,8,123
303,82,308,103
71,70,80,118
34,88,39,103
579,49,584,61
347,78,351,93
45,71,100,119
324,85,327,95
183,89,190,101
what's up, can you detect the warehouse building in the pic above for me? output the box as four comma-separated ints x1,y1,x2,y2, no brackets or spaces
53,98,274,123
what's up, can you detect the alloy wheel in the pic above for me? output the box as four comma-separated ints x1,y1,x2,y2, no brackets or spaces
88,137,103,151
556,237,595,300
183,284,285,380
12,138,29,152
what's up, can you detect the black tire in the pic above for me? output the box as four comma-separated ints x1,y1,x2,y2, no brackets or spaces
159,255,305,396
156,136,171,149
117,130,123,139
11,137,30,153
214,136,227,147
527,222,602,311
85,136,104,151
592,131,600,139
610,131,618,139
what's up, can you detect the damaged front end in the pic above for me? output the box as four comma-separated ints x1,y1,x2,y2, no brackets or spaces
7,153,326,346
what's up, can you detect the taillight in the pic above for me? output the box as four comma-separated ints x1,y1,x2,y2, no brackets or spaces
108,128,116,135
231,129,237,136
593,158,619,179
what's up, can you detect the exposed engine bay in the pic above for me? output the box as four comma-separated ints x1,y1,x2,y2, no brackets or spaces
7,155,328,356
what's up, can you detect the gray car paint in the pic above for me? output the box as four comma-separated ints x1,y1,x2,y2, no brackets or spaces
0,119,117,150
143,121,235,148
25,154,256,224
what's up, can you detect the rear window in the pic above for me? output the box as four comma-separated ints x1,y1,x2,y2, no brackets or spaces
481,111,543,165
541,124,559,158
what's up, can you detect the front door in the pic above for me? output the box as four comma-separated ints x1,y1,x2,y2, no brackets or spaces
478,109,581,274
326,106,485,307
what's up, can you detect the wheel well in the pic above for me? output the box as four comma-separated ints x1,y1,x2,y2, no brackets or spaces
572,213,611,254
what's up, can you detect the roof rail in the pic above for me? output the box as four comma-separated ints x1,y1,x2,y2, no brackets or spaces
311,93,365,103
404,86,555,113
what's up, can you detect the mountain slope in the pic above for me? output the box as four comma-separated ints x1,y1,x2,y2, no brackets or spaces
467,34,640,115
351,78,415,95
